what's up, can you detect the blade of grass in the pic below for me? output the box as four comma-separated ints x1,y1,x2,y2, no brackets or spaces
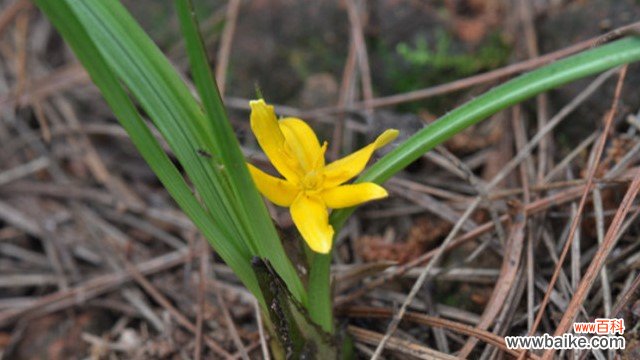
83,0,305,304
71,0,249,250
44,0,305,305
174,0,306,304
32,0,263,301
308,36,640,331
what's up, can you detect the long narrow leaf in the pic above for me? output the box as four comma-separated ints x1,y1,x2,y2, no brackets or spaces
71,1,247,243
43,0,306,305
174,0,306,303
309,36,640,330
32,0,263,300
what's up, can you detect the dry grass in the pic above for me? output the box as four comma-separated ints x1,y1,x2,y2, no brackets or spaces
0,0,639,359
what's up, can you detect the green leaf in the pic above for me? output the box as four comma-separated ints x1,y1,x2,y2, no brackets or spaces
174,0,306,304
71,0,247,244
32,0,262,300
35,0,306,306
309,36,640,331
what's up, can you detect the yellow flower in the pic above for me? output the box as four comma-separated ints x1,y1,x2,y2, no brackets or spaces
247,99,398,254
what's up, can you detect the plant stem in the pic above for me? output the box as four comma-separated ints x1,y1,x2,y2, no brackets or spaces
308,253,334,333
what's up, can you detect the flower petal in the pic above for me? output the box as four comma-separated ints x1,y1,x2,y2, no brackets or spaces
279,118,324,171
323,129,398,187
321,183,388,209
250,100,303,182
248,164,299,207
290,194,334,253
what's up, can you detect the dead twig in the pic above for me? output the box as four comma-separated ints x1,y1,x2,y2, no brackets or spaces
0,249,192,327
522,66,629,360
349,325,457,360
0,0,31,38
544,169,640,359
343,306,541,360
215,0,241,96
458,205,525,357
345,0,373,115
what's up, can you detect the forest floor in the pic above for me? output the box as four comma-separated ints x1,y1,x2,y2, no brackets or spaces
1,0,640,358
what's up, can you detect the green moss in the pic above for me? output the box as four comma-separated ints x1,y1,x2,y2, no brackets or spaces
379,29,511,113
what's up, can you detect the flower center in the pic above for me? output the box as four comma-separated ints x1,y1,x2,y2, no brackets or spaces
301,170,322,190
